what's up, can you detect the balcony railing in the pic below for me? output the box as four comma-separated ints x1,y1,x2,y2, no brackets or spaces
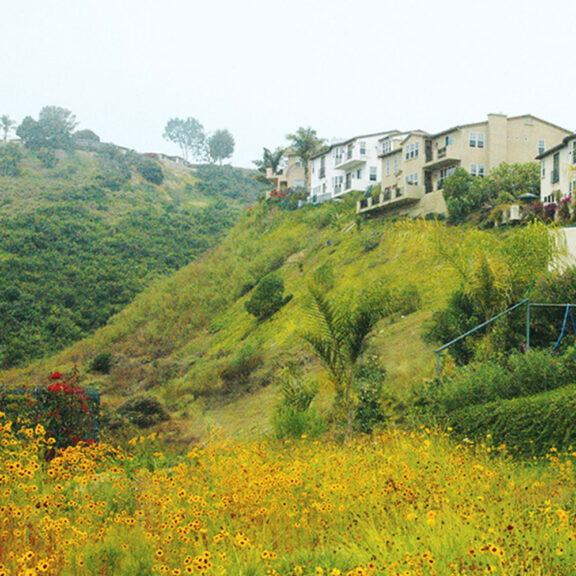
356,187,421,214
437,147,447,159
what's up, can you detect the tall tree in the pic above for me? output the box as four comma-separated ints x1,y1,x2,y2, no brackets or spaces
0,115,16,143
286,127,324,190
163,117,206,161
16,106,77,149
207,129,235,165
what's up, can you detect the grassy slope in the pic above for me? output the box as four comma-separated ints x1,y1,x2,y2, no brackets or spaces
3,195,476,440
0,148,263,366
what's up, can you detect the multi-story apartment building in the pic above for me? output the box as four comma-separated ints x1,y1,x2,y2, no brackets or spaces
538,134,576,203
308,131,398,203
358,114,571,217
265,148,306,196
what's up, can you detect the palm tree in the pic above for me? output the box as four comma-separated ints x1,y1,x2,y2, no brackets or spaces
1,115,16,143
286,127,324,191
302,284,390,440
262,147,285,175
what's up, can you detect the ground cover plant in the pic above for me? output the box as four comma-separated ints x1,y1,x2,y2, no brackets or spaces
4,418,576,575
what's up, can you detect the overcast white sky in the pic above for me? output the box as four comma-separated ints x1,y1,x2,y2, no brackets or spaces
2,0,575,167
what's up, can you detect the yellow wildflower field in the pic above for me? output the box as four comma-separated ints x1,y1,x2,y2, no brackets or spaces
1,415,575,575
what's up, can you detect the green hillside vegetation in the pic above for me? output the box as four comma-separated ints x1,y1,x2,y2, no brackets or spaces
5,191,568,445
0,142,263,368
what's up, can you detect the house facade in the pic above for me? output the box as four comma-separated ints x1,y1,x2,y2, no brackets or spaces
308,131,397,204
538,134,576,203
265,149,306,196
358,114,572,217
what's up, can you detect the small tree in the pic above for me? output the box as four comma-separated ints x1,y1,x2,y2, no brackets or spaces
1,115,16,142
207,129,235,165
302,284,394,440
245,274,292,322
163,117,206,161
286,127,324,190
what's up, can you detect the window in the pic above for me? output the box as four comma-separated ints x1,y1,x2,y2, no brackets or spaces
385,158,391,176
538,140,546,155
469,132,485,148
406,172,419,185
445,135,453,147
570,180,576,195
572,141,576,164
405,142,419,160
359,141,367,155
552,152,560,184
356,169,362,179
438,166,456,189
542,163,546,178
381,139,392,154
393,155,399,173
370,166,377,181
470,163,485,177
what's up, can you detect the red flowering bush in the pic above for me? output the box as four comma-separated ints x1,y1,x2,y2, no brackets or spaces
37,368,100,448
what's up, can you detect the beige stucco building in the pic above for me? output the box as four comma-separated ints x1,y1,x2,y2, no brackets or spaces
265,149,306,197
358,114,572,217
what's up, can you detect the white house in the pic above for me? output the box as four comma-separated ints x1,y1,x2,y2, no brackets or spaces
308,131,398,203
538,133,576,203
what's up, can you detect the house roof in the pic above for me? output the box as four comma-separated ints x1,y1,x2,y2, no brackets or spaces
431,114,572,140
310,130,399,160
536,133,576,159
378,130,430,158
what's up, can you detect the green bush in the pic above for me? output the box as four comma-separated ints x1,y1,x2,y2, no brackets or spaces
272,364,324,439
449,384,576,455
90,351,114,374
0,143,23,177
218,348,263,394
117,394,170,428
271,405,326,439
136,157,164,185
245,273,292,322
353,361,387,434
439,349,569,413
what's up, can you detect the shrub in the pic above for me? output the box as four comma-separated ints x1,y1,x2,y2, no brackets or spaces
438,349,567,413
36,369,100,448
424,290,483,365
353,361,386,434
117,395,170,428
136,157,164,185
0,143,23,177
245,273,292,322
90,351,114,374
271,405,326,439
449,384,576,455
218,348,263,394
272,365,324,439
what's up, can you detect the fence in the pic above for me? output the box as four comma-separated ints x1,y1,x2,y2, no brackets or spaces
434,299,576,378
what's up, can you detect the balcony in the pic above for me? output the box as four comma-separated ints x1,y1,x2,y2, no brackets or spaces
424,153,460,170
356,187,422,215
334,150,368,171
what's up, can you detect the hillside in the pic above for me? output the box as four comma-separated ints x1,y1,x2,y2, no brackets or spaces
2,194,474,437
0,143,264,368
